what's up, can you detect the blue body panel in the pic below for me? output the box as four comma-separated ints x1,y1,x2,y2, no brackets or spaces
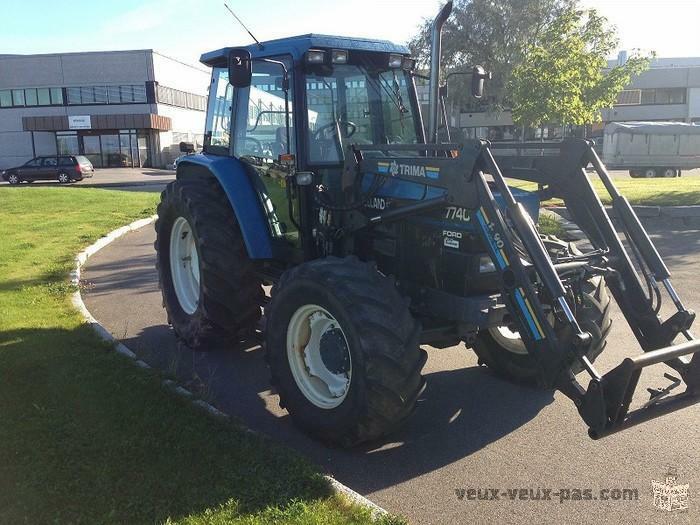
200,34,410,66
364,175,540,231
178,154,274,259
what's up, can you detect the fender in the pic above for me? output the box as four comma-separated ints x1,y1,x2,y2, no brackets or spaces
178,153,273,259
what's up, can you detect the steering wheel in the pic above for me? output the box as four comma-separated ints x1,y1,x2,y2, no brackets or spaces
243,137,264,156
313,121,357,141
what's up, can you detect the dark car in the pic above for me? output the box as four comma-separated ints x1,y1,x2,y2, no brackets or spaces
2,155,94,185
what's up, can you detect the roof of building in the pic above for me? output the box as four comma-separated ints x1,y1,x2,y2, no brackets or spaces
605,121,700,135
200,34,409,67
607,55,700,69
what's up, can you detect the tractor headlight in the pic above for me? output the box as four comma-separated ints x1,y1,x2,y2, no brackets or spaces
331,49,348,64
388,53,403,68
306,49,327,64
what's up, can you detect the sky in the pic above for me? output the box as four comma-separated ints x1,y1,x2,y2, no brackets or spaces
1,0,699,68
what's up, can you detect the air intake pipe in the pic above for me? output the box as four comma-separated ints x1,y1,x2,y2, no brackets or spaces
427,0,453,144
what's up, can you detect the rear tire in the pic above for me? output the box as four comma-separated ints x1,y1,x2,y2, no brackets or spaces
57,172,70,183
473,277,611,384
155,178,263,351
642,167,657,178
265,256,426,447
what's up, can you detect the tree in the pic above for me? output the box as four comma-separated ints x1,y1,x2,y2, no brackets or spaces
509,7,651,128
409,0,577,112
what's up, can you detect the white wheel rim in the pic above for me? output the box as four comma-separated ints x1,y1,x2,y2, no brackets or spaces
489,325,528,355
59,174,68,182
169,216,200,315
286,304,352,409
644,169,655,178
663,169,675,178
489,311,556,356
9,175,18,184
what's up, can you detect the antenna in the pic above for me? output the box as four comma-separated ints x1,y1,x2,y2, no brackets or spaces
223,3,263,50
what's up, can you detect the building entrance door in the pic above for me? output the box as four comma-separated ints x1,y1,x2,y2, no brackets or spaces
82,135,102,168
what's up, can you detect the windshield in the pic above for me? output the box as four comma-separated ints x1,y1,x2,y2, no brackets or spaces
306,65,419,163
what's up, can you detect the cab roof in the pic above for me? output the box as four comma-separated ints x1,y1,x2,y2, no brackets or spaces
200,34,410,67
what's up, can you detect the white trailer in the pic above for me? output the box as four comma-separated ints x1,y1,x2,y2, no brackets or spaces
602,121,700,178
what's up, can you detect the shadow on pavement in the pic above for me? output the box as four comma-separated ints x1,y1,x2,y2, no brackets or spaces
121,323,553,494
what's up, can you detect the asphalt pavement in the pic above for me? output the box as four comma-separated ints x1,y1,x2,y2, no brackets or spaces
81,222,700,524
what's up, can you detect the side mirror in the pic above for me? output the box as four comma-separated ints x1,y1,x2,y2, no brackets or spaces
228,48,252,88
179,141,195,154
471,65,491,99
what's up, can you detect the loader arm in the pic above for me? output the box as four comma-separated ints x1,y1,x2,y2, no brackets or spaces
341,138,700,439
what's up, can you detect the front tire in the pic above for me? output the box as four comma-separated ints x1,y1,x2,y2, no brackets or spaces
155,178,263,351
265,257,426,447
7,174,20,185
473,276,611,384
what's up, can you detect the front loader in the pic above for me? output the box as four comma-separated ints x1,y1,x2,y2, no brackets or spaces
154,1,700,446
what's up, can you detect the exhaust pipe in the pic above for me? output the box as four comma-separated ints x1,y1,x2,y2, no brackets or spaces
427,0,453,144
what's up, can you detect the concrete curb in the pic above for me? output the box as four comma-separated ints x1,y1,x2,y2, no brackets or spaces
70,216,388,520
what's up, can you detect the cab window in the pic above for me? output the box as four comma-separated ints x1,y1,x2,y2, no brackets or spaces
204,68,234,153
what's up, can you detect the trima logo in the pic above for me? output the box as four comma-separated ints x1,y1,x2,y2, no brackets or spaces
376,161,440,179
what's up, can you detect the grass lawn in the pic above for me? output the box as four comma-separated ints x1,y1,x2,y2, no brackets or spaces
0,187,402,525
509,175,700,206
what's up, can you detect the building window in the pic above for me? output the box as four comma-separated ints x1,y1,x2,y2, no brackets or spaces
94,86,108,104
12,89,25,106
63,84,147,105
655,88,685,104
37,88,51,105
67,87,81,104
156,84,206,111
50,87,63,105
616,87,687,106
0,90,11,107
24,88,38,106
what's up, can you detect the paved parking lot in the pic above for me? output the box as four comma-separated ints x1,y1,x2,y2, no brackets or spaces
82,222,700,524
1,167,174,191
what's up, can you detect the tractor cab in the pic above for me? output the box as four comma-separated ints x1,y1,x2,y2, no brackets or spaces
199,35,425,253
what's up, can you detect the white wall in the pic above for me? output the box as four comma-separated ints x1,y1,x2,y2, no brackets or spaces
156,103,206,166
152,52,209,96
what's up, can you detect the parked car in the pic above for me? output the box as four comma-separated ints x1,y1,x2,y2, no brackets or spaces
2,155,94,185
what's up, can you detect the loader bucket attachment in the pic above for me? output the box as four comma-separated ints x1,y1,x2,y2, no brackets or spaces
581,340,700,438
481,138,700,438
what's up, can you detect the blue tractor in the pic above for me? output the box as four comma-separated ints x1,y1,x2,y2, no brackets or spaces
156,2,700,446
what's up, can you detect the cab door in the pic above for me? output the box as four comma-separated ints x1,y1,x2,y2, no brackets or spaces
230,55,301,250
